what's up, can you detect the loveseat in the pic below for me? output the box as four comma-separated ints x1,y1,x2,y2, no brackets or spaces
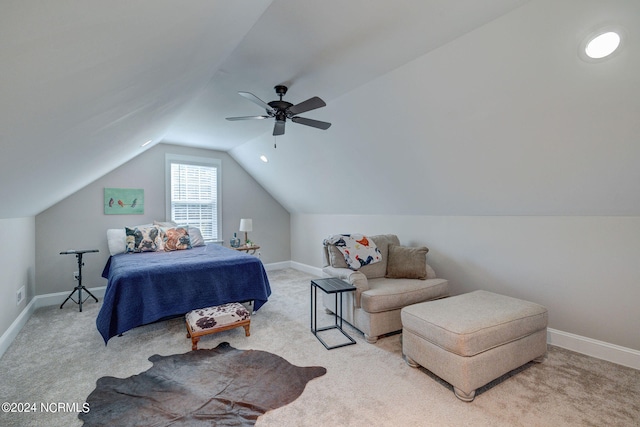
322,234,449,343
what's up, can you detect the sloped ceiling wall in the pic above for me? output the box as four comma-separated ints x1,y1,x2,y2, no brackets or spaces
1,0,638,218
0,1,272,219
230,0,640,216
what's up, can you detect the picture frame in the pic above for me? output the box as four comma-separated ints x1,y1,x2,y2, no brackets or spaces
104,188,144,215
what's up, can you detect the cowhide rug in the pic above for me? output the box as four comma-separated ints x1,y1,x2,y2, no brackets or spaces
79,342,327,426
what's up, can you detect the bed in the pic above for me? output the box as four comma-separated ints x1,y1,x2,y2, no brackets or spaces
97,243,271,344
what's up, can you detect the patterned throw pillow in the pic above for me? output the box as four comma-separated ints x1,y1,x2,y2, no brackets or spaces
163,227,192,251
125,226,164,253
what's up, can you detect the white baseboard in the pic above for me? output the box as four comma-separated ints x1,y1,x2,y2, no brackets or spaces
3,264,639,371
34,287,107,309
547,328,640,370
0,298,37,359
0,285,106,359
289,261,323,277
262,261,292,271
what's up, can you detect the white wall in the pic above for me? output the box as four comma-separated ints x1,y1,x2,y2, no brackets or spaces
35,143,290,296
291,214,640,352
0,217,35,337
230,0,640,218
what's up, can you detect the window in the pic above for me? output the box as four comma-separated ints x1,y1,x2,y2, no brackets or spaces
165,154,221,242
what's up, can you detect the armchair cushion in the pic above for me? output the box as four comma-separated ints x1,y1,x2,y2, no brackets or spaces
361,277,449,313
385,245,429,279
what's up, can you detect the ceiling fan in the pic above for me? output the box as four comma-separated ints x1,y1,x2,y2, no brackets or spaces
226,85,331,136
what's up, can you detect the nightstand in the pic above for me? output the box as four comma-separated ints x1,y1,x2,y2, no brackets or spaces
233,244,260,255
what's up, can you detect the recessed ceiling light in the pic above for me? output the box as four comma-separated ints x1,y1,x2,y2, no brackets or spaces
579,26,624,62
260,155,268,163
585,31,621,59
141,140,152,147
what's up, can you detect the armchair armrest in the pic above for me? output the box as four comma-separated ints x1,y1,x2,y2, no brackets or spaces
425,263,437,280
322,266,368,308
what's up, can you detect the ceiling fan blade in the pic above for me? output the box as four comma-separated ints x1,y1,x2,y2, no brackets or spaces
238,92,276,113
273,120,285,136
288,96,326,115
291,116,332,130
226,115,270,121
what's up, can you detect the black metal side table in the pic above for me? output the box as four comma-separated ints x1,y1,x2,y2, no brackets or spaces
59,249,99,312
310,277,356,350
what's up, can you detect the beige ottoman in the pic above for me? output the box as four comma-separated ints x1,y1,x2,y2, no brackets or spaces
401,290,548,402
185,302,251,350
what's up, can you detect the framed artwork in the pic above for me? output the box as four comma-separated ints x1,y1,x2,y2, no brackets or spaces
104,188,144,215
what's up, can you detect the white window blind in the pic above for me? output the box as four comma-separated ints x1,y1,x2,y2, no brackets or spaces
169,162,219,241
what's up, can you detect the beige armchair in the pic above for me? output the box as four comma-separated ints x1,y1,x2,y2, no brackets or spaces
322,234,449,343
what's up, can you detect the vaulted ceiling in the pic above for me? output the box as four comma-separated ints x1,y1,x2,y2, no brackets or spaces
2,0,638,219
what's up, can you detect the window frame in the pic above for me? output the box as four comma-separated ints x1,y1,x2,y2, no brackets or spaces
164,154,222,243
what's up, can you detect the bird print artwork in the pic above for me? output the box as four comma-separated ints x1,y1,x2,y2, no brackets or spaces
104,189,143,215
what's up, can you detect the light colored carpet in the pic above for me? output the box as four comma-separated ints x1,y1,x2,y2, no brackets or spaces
1,268,639,426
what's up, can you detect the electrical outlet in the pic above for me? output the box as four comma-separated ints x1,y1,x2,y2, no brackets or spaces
73,271,79,281
16,286,25,306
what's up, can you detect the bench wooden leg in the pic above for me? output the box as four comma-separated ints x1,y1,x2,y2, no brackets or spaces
191,337,200,351
243,324,250,337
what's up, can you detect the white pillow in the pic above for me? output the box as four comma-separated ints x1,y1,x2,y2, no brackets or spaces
107,228,126,255
107,223,154,255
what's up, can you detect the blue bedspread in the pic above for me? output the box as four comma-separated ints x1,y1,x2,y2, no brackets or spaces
97,244,271,344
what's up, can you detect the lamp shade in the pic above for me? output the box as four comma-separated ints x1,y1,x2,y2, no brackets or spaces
239,218,253,232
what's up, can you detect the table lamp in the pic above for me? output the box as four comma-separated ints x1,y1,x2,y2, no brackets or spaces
239,218,253,245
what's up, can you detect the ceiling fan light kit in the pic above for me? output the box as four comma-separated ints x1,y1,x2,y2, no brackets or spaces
226,85,331,136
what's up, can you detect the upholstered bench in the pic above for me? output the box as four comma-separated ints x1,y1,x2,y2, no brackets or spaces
401,290,547,402
185,302,251,350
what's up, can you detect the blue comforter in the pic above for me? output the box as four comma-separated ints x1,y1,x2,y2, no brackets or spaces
97,244,271,343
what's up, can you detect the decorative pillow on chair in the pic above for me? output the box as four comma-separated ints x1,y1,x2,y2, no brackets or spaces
164,227,192,251
385,244,429,279
125,226,164,253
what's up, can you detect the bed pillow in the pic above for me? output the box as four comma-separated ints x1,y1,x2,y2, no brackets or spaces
188,227,205,247
385,244,429,279
125,226,164,253
164,227,192,251
107,228,127,255
154,220,178,228
107,223,154,255
154,221,204,247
